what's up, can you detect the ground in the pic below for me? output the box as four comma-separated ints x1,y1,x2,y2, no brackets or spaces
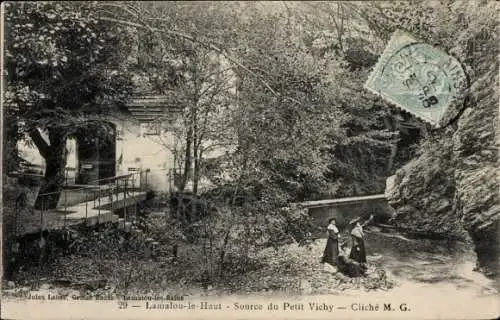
3,215,394,299
3,213,498,301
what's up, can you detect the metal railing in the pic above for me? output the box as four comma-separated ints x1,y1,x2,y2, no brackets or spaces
14,170,149,237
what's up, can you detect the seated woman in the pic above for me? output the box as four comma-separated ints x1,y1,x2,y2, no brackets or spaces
337,242,367,278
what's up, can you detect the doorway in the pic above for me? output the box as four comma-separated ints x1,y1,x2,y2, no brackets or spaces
74,121,117,185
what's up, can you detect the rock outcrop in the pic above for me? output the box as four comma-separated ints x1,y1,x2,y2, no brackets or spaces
382,0,499,278
385,130,469,241
386,40,499,277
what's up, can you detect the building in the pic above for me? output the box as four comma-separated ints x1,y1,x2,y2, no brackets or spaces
17,51,238,195
17,96,180,193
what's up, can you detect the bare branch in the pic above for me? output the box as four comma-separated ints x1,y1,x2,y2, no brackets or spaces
96,2,140,19
94,15,283,99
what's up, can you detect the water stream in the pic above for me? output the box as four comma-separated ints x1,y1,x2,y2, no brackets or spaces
363,229,499,296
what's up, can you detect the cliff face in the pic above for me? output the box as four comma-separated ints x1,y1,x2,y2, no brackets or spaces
385,132,468,240
386,36,499,277
452,59,499,276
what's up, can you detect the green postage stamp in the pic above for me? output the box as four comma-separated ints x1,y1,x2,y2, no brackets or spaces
365,30,469,128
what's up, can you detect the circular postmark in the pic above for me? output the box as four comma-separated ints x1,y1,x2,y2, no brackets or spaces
369,33,469,127
381,43,466,108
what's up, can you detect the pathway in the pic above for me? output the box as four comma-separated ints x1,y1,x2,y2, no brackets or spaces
12,191,147,236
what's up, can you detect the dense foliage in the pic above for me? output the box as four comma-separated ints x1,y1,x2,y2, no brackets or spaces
3,1,405,282
109,2,405,280
5,2,135,208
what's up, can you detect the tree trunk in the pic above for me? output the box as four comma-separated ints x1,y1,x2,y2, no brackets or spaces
217,227,232,279
34,130,68,210
179,127,192,192
192,103,199,196
193,147,202,197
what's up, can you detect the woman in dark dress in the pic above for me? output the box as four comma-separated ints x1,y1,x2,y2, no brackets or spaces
349,221,367,264
321,218,340,266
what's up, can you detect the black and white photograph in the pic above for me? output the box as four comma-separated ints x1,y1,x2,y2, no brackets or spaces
1,1,498,319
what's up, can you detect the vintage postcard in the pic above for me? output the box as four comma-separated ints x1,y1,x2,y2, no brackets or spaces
1,1,499,320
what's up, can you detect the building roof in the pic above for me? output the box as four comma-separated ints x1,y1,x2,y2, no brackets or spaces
125,95,184,123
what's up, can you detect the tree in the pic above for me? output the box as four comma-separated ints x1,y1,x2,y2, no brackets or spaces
119,12,238,196
228,3,400,199
122,3,339,279
147,45,237,196
5,2,135,209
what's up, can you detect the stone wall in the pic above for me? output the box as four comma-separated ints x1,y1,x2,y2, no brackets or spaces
306,198,394,237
